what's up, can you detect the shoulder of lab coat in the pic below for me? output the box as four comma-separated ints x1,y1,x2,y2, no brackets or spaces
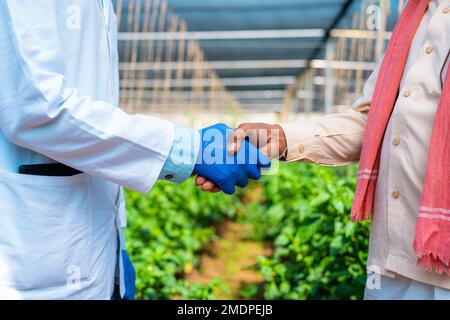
0,0,175,194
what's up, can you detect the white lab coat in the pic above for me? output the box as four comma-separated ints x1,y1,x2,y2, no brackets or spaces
0,0,175,299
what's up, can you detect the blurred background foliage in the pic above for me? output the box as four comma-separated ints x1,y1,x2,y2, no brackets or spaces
125,163,371,300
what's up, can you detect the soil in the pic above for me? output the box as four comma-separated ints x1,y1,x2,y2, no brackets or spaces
185,220,272,299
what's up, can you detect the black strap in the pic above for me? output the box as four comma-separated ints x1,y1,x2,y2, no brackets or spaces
18,163,83,176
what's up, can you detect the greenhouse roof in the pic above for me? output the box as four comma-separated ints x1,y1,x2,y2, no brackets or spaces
116,0,400,111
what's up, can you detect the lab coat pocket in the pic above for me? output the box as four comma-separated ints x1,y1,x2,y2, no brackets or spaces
0,171,93,290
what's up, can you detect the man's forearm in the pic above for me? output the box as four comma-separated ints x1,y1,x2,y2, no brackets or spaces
280,107,368,166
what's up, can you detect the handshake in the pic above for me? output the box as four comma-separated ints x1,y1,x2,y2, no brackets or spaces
192,123,287,194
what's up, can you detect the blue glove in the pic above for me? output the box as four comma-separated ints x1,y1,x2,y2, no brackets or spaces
194,123,271,194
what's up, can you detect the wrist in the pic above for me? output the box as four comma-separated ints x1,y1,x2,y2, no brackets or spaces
275,124,287,160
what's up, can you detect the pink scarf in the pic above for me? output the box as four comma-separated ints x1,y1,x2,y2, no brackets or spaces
352,0,450,275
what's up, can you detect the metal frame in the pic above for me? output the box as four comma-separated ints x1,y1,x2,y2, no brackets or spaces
115,0,396,114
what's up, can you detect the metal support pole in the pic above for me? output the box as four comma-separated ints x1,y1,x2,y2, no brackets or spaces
304,69,314,116
324,41,335,114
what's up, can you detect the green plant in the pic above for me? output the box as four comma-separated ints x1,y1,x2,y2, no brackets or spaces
241,164,370,300
125,163,369,300
125,180,241,299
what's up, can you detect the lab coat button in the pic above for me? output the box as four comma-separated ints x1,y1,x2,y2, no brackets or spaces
442,7,450,14
298,144,305,153
403,89,412,97
425,46,433,54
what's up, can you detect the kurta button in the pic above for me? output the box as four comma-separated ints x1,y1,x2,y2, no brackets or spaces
403,89,411,97
298,144,305,153
392,137,401,146
442,7,450,14
425,46,433,54
392,190,400,199
165,174,174,180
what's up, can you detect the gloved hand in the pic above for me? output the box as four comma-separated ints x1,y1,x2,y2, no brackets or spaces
194,123,271,194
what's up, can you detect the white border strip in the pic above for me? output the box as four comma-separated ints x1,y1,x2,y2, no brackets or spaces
420,207,450,214
357,174,378,180
358,169,378,174
418,213,450,222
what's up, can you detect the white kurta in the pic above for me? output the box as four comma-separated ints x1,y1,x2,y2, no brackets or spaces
281,0,450,297
0,0,176,299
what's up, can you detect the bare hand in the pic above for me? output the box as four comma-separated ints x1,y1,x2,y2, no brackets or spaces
195,175,221,193
227,123,287,159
